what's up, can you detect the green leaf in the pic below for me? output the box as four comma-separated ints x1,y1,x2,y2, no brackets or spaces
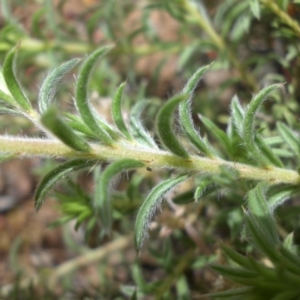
209,264,257,280
64,113,97,139
199,114,232,154
182,64,211,95
242,84,281,167
194,179,217,202
231,97,283,166
247,182,279,246
0,106,21,115
94,159,144,234
277,122,300,156
35,159,96,211
39,58,81,114
230,95,245,136
3,45,32,111
176,275,190,299
111,82,132,140
41,106,91,152
268,185,300,211
75,46,115,145
0,69,16,105
249,0,261,19
129,100,158,148
255,135,283,168
0,90,15,106
179,65,215,157
278,246,300,272
283,232,297,254
179,99,215,158
31,8,46,38
244,211,280,263
156,94,189,158
135,173,189,251
220,244,253,270
74,210,92,231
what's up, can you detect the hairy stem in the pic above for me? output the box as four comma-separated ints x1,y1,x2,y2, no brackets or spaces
0,136,299,186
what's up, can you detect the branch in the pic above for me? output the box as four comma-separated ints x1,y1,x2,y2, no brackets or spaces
0,136,299,186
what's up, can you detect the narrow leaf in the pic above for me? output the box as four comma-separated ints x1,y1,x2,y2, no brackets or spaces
194,179,217,202
231,95,283,166
230,95,245,136
279,247,300,271
129,100,158,148
249,0,261,19
179,65,214,157
0,69,16,105
156,94,189,158
64,113,97,139
0,90,15,106
0,107,21,115
277,121,300,156
3,46,32,111
179,97,215,158
182,64,211,95
220,244,253,270
135,174,189,251
35,159,96,211
247,182,279,245
244,211,280,262
268,185,300,211
39,58,81,114
209,264,257,279
94,159,144,234
283,232,297,254
199,114,232,154
112,82,132,140
255,135,283,168
242,84,281,166
75,46,115,145
41,106,91,152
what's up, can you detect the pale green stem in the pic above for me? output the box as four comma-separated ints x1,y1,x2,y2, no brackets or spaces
259,0,300,37
182,0,259,92
0,136,299,186
0,37,180,57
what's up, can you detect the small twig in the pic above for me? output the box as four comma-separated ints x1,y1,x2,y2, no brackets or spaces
182,0,259,92
0,234,132,297
260,0,300,37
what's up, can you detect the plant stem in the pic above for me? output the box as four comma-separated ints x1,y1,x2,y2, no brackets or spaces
0,38,180,57
259,0,300,37
47,234,133,287
0,136,299,186
182,0,259,92
0,234,132,297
